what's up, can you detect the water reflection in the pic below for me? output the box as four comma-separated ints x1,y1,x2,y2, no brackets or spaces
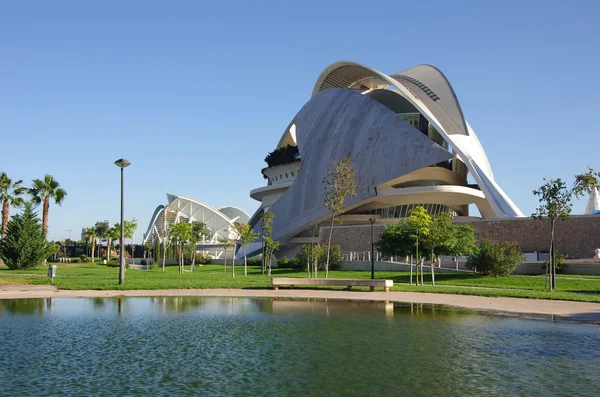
0,296,598,397
1,298,47,315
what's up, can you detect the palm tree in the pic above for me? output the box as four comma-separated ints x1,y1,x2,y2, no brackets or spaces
29,174,67,238
0,172,26,238
83,226,96,263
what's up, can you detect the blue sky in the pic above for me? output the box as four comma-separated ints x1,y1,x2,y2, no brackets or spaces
1,0,599,242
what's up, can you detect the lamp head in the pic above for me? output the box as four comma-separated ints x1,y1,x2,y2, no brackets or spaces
114,158,131,168
368,217,376,224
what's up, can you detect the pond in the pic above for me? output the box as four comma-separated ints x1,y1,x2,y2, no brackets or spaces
1,297,598,396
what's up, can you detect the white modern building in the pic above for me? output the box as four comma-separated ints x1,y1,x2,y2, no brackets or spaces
143,193,249,246
243,61,525,258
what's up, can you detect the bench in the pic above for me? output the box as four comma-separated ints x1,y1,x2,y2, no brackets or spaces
271,277,393,292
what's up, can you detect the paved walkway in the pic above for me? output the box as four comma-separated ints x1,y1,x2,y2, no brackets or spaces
2,284,600,323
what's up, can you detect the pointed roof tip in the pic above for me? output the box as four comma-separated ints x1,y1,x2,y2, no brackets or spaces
584,186,600,215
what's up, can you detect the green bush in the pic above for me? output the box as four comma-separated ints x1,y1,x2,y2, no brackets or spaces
71,258,81,263
294,244,342,271
0,203,50,270
141,259,147,266
149,261,159,270
244,257,262,266
79,254,89,263
105,260,120,267
466,240,524,277
276,257,300,268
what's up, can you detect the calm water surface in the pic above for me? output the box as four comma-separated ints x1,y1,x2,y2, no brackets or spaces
0,297,598,396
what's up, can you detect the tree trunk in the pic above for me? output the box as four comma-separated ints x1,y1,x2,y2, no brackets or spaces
410,255,413,285
192,249,196,272
232,243,235,279
415,240,419,286
325,214,335,279
244,244,247,276
1,199,8,238
551,219,556,290
548,219,554,292
268,249,272,277
91,237,96,264
162,239,166,272
431,250,435,286
42,196,49,239
107,239,111,261
261,230,265,275
224,247,227,273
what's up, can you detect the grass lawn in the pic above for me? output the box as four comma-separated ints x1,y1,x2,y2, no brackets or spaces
1,263,599,303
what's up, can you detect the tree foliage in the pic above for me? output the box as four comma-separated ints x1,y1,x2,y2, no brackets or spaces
323,156,357,278
0,172,26,238
0,202,50,269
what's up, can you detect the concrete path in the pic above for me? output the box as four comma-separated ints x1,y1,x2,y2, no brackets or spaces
1,285,599,324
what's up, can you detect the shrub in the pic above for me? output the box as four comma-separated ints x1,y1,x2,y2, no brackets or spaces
542,253,569,273
71,258,81,263
105,260,120,267
149,261,159,270
141,259,147,266
80,254,89,263
466,240,524,277
246,257,262,266
0,202,50,270
196,253,212,265
277,257,300,268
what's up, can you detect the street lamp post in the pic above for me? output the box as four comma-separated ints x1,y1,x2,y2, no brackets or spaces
369,217,376,280
114,158,131,285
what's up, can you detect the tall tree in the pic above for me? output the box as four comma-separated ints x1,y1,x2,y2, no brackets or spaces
29,174,67,238
263,236,279,277
423,212,454,286
406,206,432,286
190,221,207,271
532,168,600,291
260,211,274,275
323,156,357,279
106,226,119,261
0,172,26,238
219,237,234,276
160,203,178,272
0,202,50,269
94,221,109,261
170,221,193,274
232,222,257,277
83,226,96,261
113,218,138,262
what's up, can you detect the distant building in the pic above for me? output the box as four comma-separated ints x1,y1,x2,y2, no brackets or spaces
143,193,249,245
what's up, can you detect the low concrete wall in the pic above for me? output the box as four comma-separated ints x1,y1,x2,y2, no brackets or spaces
321,215,600,260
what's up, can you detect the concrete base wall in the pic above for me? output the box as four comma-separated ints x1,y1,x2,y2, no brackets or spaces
320,215,600,260
340,261,471,273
